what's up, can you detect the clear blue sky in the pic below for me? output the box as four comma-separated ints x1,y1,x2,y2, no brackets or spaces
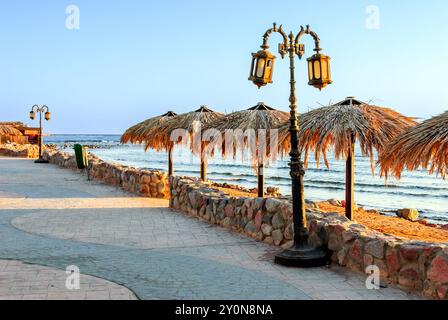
1,0,447,134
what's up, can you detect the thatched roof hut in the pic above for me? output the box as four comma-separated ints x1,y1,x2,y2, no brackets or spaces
155,106,224,181
0,124,22,136
0,124,24,144
379,110,448,179
279,97,417,219
121,111,178,175
202,102,289,197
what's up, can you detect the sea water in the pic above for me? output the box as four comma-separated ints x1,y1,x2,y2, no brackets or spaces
46,134,448,224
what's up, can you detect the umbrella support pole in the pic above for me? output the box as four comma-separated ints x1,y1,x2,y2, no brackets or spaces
168,146,174,177
258,163,264,198
345,134,355,220
200,158,207,181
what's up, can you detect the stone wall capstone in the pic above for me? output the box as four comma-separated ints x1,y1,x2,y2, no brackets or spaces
43,149,169,199
169,176,448,300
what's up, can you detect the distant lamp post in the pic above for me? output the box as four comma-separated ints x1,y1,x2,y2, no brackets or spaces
249,23,332,267
29,105,51,164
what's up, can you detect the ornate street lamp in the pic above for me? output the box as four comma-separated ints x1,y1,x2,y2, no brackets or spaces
29,105,51,164
249,49,276,88
249,23,332,267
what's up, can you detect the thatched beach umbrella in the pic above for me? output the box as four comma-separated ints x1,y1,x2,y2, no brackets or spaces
279,97,416,219
156,105,224,181
203,102,289,197
0,125,23,144
121,111,178,176
379,111,447,179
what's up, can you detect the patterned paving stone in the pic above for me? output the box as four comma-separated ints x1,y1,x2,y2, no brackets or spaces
0,158,423,300
0,260,137,300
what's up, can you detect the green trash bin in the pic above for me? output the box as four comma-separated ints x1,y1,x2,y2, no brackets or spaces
74,144,88,170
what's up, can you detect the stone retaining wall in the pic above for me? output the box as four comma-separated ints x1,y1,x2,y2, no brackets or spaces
43,149,169,199
0,144,39,158
170,176,448,299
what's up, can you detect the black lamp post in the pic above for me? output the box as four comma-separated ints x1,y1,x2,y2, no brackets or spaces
249,23,332,267
29,105,51,164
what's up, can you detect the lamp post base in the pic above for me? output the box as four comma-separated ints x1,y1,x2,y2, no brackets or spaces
275,243,328,268
34,158,49,164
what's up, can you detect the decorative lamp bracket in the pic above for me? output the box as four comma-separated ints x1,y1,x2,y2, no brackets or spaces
296,44,305,59
278,43,287,59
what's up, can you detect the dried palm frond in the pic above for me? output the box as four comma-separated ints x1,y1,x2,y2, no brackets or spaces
379,111,448,179
120,111,177,151
0,125,25,144
154,105,224,151
0,124,22,137
279,97,417,174
202,102,290,168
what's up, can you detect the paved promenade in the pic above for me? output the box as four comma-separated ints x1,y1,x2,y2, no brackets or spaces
0,157,421,300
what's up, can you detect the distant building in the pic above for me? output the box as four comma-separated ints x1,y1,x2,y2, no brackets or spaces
0,122,40,144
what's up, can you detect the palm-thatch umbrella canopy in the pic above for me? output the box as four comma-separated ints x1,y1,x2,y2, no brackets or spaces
155,105,224,181
379,111,448,179
279,97,417,219
120,111,178,176
203,102,290,197
0,125,23,144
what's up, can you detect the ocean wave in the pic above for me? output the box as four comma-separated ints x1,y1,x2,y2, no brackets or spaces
204,174,448,198
52,134,447,222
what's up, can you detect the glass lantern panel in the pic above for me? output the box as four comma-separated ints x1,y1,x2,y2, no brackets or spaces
314,60,321,79
308,61,313,81
256,58,266,78
250,57,256,77
321,59,328,80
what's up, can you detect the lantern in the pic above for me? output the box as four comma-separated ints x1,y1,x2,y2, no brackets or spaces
45,111,51,121
29,111,36,120
249,49,276,88
307,53,332,90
